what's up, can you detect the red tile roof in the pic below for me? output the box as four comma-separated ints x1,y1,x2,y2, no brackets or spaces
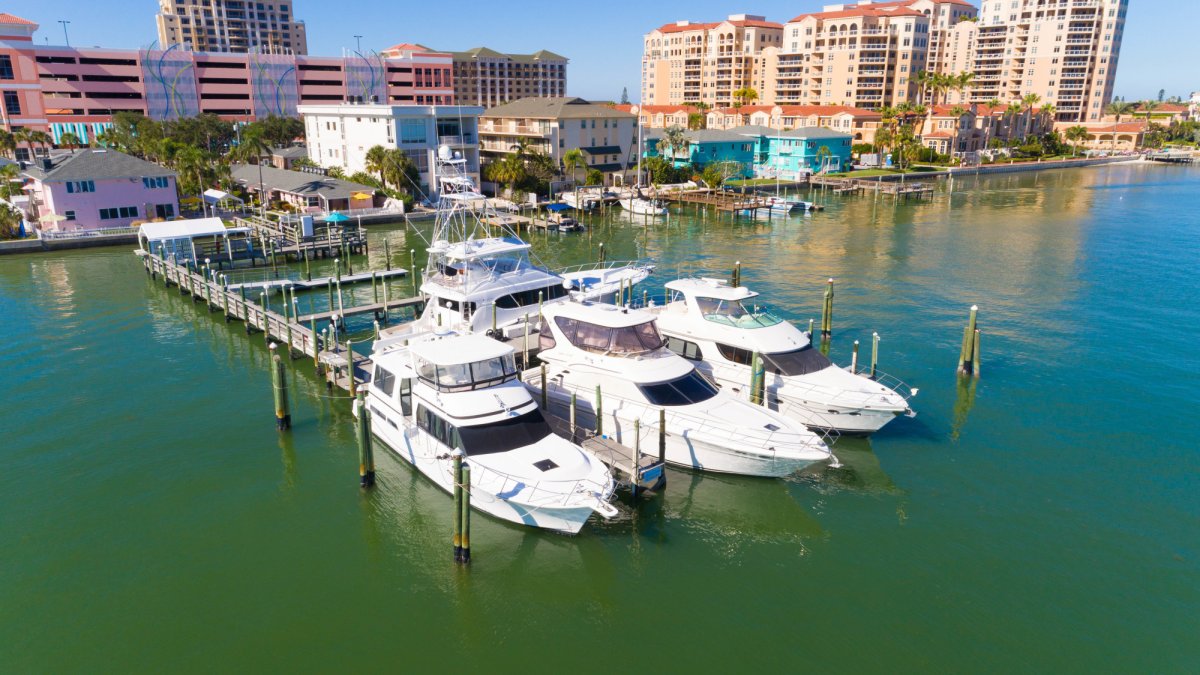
788,0,964,23
0,12,36,25
777,104,880,118
654,18,782,33
655,22,719,34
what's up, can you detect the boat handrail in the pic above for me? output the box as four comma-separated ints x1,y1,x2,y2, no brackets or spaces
556,259,655,276
523,372,836,452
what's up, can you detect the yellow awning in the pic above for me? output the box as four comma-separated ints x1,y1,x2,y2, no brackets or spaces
351,192,373,200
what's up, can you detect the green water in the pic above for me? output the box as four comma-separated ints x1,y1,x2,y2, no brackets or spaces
2,163,1197,672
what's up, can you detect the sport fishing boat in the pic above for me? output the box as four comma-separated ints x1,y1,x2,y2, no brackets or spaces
524,300,837,477
765,196,821,213
643,277,915,435
619,193,668,216
561,189,600,212
374,148,651,353
361,332,619,533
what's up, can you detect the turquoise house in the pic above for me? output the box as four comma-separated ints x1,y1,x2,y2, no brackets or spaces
755,127,853,177
642,129,757,179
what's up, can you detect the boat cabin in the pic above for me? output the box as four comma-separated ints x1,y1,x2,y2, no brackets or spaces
137,217,257,267
539,302,665,357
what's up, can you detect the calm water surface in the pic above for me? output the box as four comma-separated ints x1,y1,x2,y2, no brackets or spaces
2,163,1197,672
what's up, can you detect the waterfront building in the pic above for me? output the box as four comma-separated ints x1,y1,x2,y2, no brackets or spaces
23,148,179,232
703,103,882,144
479,97,636,185
440,47,568,109
1053,120,1145,152
644,128,758,178
268,145,309,170
0,14,453,151
230,163,377,212
155,0,308,55
644,125,853,178
960,0,1128,123
612,104,701,130
298,103,482,196
641,15,784,108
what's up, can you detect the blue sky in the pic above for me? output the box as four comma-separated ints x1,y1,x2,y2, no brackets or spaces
24,0,1200,102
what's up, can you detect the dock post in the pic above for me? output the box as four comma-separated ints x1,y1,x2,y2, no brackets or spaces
334,258,344,318
599,242,605,263
259,291,268,342
383,238,391,271
808,318,815,337
460,461,471,564
326,279,334,317
221,275,230,321
658,408,667,467
871,332,879,378
821,278,834,338
304,246,311,282
240,286,250,333
643,289,648,307
539,364,548,409
356,390,375,488
732,260,742,287
374,319,381,340
452,450,464,562
569,392,577,442
409,249,416,295
269,344,291,430
749,352,765,405
372,271,378,304
595,385,603,436
311,317,319,365
346,339,356,396
382,278,390,325
632,419,641,498
958,305,979,376
522,314,530,368
851,340,860,373
971,329,981,378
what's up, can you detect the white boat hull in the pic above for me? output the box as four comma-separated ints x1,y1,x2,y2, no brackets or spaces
539,392,823,478
366,408,601,534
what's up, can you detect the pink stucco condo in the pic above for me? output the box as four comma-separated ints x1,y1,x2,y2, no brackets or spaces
23,149,179,232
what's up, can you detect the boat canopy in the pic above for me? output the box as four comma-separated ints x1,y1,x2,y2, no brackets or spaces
553,315,664,356
666,277,757,301
138,217,244,241
546,203,573,212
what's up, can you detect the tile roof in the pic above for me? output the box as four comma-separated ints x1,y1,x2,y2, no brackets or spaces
483,97,634,120
448,47,567,62
231,164,376,199
23,149,176,182
788,0,930,23
0,12,36,25
774,104,881,118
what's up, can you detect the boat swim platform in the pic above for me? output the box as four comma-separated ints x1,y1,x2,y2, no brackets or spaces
545,415,665,493
226,267,408,292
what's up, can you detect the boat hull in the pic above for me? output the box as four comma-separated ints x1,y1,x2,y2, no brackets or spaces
540,393,822,478
367,411,597,534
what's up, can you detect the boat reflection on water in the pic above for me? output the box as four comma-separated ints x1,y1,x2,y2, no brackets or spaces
658,469,825,546
796,436,902,496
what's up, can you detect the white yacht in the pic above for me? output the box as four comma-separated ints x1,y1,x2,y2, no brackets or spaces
361,332,619,533
524,301,836,477
374,149,651,354
561,189,600,212
643,278,915,435
766,196,820,213
619,194,668,216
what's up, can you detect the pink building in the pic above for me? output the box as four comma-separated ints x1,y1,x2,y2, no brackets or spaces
24,149,180,232
0,13,454,156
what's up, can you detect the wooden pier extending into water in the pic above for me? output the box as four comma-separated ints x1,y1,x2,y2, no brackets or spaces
660,189,775,214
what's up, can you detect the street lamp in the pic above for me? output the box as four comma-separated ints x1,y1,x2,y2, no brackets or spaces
354,35,363,53
58,20,70,46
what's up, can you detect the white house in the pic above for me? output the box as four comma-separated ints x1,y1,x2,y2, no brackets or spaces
299,103,484,198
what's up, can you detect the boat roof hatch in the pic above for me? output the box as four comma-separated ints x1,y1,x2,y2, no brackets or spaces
409,334,514,366
666,277,758,301
548,301,657,328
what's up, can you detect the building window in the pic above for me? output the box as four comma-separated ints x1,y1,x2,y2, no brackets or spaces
142,176,170,189
65,180,96,193
99,206,138,220
3,91,20,116
64,210,76,221
0,55,13,80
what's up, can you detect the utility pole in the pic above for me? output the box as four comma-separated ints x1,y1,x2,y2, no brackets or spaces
354,35,363,53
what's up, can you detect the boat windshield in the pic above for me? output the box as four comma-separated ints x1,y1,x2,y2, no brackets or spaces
761,346,832,376
637,370,719,406
457,408,554,455
414,353,518,392
695,296,784,329
554,316,663,356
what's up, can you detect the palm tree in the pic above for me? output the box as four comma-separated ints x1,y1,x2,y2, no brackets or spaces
1136,99,1159,120
31,131,54,157
230,131,272,215
692,101,711,129
731,87,758,123
948,106,968,160
383,148,419,195
0,129,14,159
1020,93,1042,138
954,72,975,101
364,145,389,187
657,125,688,164
1105,100,1135,152
1064,125,1090,156
562,148,586,186
12,128,34,161
1004,102,1024,151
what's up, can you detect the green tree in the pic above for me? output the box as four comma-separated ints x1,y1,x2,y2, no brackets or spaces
1064,125,1090,156
620,87,630,105
0,201,22,239
731,87,758,123
562,148,587,185
58,132,81,149
383,148,420,195
657,125,689,162
585,168,604,186
0,129,13,159
1105,100,1136,152
364,145,390,187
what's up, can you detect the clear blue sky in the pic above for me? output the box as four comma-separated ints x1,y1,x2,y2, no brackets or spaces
23,0,1200,102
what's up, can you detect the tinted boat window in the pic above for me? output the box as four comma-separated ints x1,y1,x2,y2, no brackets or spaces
716,343,754,365
457,408,554,455
762,346,832,376
372,366,396,396
665,336,703,361
638,370,719,406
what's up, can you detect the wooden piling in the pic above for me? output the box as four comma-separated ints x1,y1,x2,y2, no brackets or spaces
749,352,766,405
658,408,667,467
871,332,879,378
372,271,379,304
971,329,981,378
356,390,375,487
851,340,860,373
460,462,471,564
595,385,603,436
540,364,547,409
632,419,641,499
732,260,742,288
452,450,464,562
346,339,356,397
569,392,577,442
958,305,980,377
821,278,834,337
269,344,291,430
240,286,250,334
383,238,391,271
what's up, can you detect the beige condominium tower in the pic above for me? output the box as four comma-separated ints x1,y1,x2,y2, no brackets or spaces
156,0,308,54
641,14,784,108
958,0,1128,122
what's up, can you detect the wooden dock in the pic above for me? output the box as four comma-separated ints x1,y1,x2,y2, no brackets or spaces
298,296,424,324
1147,151,1195,164
661,189,775,214
142,250,395,394
226,267,407,292
233,215,368,261
545,415,665,493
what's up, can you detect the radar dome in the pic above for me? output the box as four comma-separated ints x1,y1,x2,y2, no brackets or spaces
438,145,452,160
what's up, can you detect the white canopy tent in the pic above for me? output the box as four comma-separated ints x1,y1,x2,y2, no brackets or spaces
202,189,244,214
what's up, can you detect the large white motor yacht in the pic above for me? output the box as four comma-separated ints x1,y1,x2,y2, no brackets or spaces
361,332,618,534
643,278,915,435
374,150,651,355
524,301,836,477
